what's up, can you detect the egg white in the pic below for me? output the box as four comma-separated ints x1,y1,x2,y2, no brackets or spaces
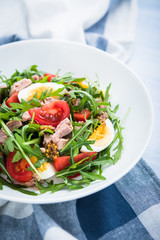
81,119,114,153
18,82,65,102
39,162,56,180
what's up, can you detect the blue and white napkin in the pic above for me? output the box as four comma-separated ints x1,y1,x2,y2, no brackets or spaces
0,0,160,240
0,0,137,62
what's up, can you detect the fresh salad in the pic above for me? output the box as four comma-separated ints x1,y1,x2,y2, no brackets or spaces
0,65,124,195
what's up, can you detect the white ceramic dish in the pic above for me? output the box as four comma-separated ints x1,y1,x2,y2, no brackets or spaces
0,40,153,204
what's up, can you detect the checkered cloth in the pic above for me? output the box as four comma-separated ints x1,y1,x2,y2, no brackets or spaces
0,159,159,240
0,0,160,239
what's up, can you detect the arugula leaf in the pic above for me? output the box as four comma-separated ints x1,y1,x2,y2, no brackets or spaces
105,83,111,102
92,156,113,166
80,171,106,181
15,134,45,160
12,151,23,163
61,119,94,153
69,90,98,116
33,87,65,100
0,156,13,182
34,178,66,194
112,120,123,164
0,120,42,179
0,65,43,88
0,87,9,103
69,148,75,165
10,98,41,112
0,176,38,196
4,137,15,152
72,139,95,151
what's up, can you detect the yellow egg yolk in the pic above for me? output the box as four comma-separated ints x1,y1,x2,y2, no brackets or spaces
73,81,88,89
88,123,112,147
27,86,55,101
30,156,48,173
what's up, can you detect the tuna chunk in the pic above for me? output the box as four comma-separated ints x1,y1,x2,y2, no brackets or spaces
0,120,22,145
10,78,32,96
6,120,22,131
43,133,69,150
54,118,73,139
40,97,56,106
57,138,69,150
22,111,31,122
32,74,44,81
43,133,54,147
43,118,72,149
97,111,108,122
0,130,8,145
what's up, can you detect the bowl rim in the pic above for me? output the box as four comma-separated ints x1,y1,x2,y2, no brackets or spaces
0,39,154,204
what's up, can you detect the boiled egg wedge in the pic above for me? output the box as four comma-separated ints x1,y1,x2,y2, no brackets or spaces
18,82,65,102
38,162,56,180
30,156,56,179
81,119,114,153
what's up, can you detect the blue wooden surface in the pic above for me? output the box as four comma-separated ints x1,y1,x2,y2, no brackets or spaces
128,0,160,177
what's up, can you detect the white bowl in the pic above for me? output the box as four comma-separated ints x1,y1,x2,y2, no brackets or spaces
0,40,153,204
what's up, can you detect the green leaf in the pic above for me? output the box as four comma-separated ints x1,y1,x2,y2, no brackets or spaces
105,83,111,102
4,137,15,152
112,120,123,164
0,120,42,179
92,157,113,166
0,156,13,182
0,87,9,103
61,119,94,153
0,176,38,195
12,151,23,163
80,171,106,181
72,139,95,151
0,111,16,120
51,183,66,193
32,87,65,101
15,134,43,159
69,148,75,165
70,90,98,116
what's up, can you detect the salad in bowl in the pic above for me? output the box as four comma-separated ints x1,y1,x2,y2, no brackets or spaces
0,65,123,196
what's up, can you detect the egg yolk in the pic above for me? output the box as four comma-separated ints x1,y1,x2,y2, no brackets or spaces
30,156,48,173
78,82,88,89
27,86,55,101
88,123,112,147
72,81,88,89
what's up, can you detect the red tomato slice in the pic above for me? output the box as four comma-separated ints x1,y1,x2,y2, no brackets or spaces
6,92,20,108
6,151,33,182
54,152,97,178
28,100,70,127
74,109,91,122
44,73,56,82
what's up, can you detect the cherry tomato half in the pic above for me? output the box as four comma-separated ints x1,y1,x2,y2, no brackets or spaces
44,73,56,82
6,92,20,108
28,100,70,127
74,109,91,122
6,151,33,182
54,152,97,178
